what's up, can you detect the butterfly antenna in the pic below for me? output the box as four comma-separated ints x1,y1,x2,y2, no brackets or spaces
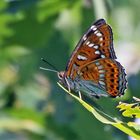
40,58,59,73
40,67,58,73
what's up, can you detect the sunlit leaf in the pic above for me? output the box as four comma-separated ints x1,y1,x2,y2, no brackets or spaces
117,101,140,118
58,83,140,139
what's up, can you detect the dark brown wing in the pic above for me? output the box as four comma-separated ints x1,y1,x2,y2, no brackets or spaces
77,58,127,97
65,19,116,80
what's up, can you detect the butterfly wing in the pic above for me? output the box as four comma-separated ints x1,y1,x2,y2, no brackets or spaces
77,58,127,97
65,19,116,79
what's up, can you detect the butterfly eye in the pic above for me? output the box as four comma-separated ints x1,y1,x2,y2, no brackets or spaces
58,71,65,80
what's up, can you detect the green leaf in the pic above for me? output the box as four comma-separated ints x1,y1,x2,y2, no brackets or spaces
117,101,140,118
58,83,140,139
0,118,45,135
37,0,74,22
2,45,30,59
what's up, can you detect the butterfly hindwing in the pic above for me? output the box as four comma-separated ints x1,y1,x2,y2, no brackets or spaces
77,58,127,97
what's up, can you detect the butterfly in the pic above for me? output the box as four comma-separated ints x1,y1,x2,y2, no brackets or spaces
56,19,127,99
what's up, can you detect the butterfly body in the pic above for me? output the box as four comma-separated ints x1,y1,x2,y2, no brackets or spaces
58,19,127,98
66,77,108,98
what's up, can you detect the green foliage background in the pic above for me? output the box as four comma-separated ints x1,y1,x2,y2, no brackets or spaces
0,0,140,140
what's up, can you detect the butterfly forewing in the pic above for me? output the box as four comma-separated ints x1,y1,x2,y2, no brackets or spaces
77,58,127,97
65,19,116,80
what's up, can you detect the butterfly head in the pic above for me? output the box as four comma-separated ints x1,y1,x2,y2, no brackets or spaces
58,71,69,86
58,71,76,91
57,71,65,80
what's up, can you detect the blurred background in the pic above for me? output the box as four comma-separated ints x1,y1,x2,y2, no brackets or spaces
0,0,140,140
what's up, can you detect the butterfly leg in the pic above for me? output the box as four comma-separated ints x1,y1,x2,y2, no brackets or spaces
97,94,109,97
64,77,71,92
90,92,109,98
78,91,82,99
89,92,100,99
